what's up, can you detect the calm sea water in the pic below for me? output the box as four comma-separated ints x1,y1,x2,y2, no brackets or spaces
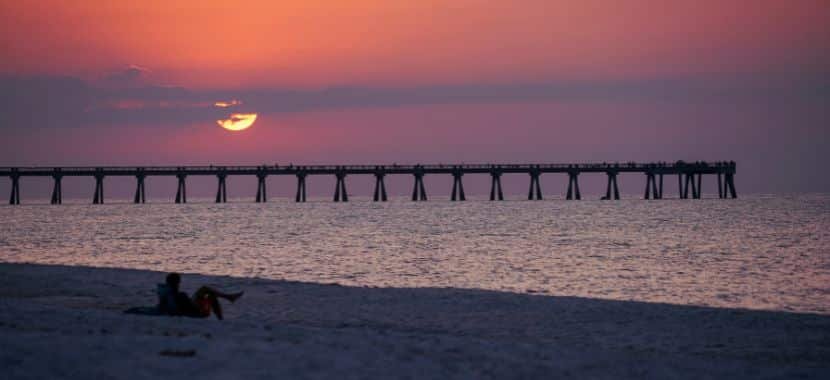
1,194,829,314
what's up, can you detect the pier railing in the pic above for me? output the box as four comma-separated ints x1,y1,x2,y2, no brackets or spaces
1,161,737,204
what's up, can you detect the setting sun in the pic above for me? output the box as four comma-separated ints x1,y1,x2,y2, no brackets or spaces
217,113,257,131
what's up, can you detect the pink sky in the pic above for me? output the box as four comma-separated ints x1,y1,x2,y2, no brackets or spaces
1,1,828,195
2,1,827,86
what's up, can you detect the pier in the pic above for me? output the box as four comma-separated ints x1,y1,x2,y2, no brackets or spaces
1,161,737,204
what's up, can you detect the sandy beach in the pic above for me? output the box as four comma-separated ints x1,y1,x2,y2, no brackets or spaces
1,262,828,379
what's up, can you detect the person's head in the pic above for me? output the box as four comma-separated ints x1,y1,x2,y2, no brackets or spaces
166,273,181,291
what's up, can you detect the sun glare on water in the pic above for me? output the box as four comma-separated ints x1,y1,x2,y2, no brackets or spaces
217,113,258,131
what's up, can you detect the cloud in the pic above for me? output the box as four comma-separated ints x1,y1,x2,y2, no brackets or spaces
214,100,242,108
0,75,91,129
99,65,152,88
1,69,827,131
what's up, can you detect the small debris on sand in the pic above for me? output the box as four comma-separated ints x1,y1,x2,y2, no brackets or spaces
159,349,196,357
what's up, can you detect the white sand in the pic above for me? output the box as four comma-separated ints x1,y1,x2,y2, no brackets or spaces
1,263,828,379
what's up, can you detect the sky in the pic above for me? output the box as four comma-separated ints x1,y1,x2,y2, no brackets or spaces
1,0,828,198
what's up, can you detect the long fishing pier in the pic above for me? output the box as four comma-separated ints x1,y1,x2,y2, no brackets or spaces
1,161,736,204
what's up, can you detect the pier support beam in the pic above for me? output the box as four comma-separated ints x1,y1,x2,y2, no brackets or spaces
9,171,20,205
333,171,348,202
659,174,664,199
717,173,724,199
489,170,504,201
604,172,620,200
411,173,427,201
255,173,267,203
724,173,737,199
688,174,699,199
689,173,699,199
215,173,227,203
451,169,466,201
528,168,542,200
51,173,63,205
695,174,702,199
684,173,691,199
683,173,698,199
565,172,581,200
295,173,307,202
373,170,388,202
175,173,187,204
134,172,146,204
644,173,661,199
92,170,105,204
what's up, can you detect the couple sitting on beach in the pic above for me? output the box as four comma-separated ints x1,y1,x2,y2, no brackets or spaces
127,273,243,320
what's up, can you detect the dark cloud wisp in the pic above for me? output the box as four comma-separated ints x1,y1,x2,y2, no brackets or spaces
1,71,827,131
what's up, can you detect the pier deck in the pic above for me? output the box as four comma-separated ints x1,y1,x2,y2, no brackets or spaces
1,161,737,204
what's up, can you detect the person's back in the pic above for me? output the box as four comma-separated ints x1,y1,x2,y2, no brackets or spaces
156,283,177,314
162,273,198,316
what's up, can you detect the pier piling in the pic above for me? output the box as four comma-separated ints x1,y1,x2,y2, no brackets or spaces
175,172,187,204
134,170,146,204
644,173,660,200
51,170,63,205
659,174,664,199
411,166,427,201
528,167,543,200
334,169,348,202
9,170,20,205
683,173,694,199
689,174,698,199
604,172,620,200
489,168,504,201
373,168,388,202
255,171,267,203
295,172,307,202
566,170,580,200
412,174,427,201
215,172,227,203
451,167,466,201
725,172,737,198
92,169,104,204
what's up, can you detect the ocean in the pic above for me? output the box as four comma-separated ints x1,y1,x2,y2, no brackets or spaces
2,194,828,314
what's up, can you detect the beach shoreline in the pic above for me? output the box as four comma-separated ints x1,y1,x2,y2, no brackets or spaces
1,262,828,379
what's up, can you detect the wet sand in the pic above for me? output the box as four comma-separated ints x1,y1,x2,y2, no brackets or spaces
1,263,828,379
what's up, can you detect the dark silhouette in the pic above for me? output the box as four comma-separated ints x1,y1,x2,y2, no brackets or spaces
159,273,243,320
1,161,737,204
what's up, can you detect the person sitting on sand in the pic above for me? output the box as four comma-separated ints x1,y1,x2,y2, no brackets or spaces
158,273,243,320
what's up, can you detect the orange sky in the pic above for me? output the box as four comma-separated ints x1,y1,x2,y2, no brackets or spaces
2,0,828,88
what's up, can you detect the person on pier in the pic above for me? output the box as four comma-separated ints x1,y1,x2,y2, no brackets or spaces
158,273,243,320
